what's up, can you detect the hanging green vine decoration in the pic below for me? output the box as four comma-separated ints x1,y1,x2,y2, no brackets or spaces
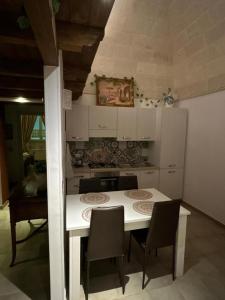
17,0,61,30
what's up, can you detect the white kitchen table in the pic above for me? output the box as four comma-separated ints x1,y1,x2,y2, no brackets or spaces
66,188,191,300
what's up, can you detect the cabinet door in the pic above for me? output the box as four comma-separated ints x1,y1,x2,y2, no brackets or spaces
66,173,90,195
159,169,183,199
66,105,89,141
160,109,187,169
117,108,136,141
137,108,156,141
139,169,159,189
89,106,117,130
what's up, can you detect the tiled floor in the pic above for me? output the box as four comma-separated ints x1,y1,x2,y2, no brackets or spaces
0,272,30,299
0,204,225,300
0,207,49,300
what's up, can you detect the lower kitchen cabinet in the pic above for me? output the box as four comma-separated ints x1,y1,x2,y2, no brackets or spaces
120,170,140,177
67,173,91,195
120,169,159,189
139,169,159,189
159,169,183,199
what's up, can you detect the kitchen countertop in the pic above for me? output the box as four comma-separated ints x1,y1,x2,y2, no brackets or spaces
68,164,159,176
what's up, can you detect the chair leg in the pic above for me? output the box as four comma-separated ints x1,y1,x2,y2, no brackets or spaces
117,256,125,294
85,261,90,300
10,221,16,267
172,244,176,281
128,233,132,262
142,253,148,289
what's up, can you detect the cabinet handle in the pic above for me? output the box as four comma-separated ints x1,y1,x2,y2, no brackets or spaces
98,124,107,129
125,172,135,176
141,137,151,140
72,136,82,140
73,185,79,188
146,171,154,174
168,164,176,168
168,170,176,174
75,175,84,178
123,136,131,140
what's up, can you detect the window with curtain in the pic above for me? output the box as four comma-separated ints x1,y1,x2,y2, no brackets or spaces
31,115,45,141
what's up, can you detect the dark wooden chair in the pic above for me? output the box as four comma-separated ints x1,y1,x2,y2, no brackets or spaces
117,175,138,259
84,206,125,300
8,184,47,266
79,178,102,194
128,200,181,289
117,176,138,191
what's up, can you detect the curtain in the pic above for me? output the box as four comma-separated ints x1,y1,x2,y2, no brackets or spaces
21,115,37,153
41,113,45,125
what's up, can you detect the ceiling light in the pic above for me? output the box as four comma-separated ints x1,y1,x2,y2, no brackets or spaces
14,97,30,103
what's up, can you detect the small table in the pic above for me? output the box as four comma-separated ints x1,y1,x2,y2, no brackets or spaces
66,188,191,300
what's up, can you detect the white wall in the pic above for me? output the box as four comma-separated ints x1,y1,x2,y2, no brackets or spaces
169,0,225,100
78,0,172,105
178,90,225,225
0,169,2,207
44,51,66,300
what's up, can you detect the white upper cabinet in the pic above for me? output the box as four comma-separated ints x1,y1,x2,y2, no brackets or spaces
89,106,117,137
137,108,156,141
66,104,89,141
117,107,137,141
66,105,158,141
160,109,187,169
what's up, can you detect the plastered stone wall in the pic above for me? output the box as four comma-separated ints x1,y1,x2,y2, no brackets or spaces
170,0,225,99
82,0,172,103
80,0,225,103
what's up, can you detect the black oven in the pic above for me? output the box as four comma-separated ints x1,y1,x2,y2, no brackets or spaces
93,171,120,192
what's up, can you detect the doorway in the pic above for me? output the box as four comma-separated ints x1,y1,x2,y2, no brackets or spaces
0,102,50,300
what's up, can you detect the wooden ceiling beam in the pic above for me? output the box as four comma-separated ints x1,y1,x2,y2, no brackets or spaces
0,34,36,47
0,75,43,91
56,0,115,29
0,13,36,47
57,21,104,52
0,22,103,56
0,0,116,101
64,65,89,81
64,80,85,91
0,89,43,99
0,59,91,83
0,59,43,78
24,0,58,66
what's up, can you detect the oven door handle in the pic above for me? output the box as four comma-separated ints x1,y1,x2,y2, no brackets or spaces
100,177,118,181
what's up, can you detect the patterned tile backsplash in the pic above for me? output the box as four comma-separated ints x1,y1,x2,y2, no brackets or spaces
68,138,149,165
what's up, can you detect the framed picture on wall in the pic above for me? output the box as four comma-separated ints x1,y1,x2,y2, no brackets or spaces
96,76,134,107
